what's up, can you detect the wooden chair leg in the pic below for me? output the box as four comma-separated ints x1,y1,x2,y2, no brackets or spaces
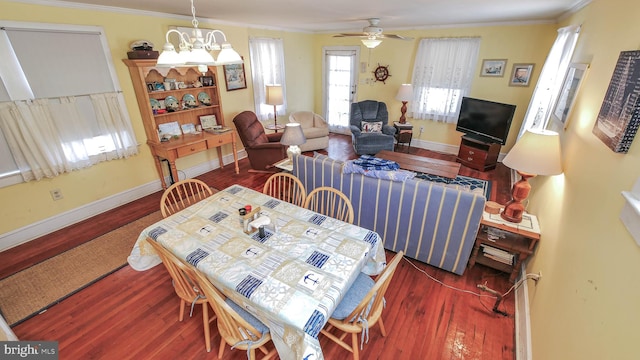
379,317,387,337
351,332,359,360
202,303,211,352
179,300,186,321
218,338,226,359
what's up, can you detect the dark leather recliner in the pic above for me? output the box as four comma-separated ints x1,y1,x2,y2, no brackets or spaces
233,111,286,171
349,100,396,155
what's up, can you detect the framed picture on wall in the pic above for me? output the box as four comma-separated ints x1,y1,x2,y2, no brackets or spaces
223,61,247,91
480,59,507,77
509,63,534,87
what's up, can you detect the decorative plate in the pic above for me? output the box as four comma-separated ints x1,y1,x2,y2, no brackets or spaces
182,94,198,108
150,98,161,110
164,96,180,112
197,92,211,106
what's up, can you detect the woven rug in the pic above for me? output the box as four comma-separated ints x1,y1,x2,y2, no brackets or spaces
415,173,492,200
0,211,163,326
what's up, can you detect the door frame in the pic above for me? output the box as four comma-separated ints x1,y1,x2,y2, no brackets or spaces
321,46,361,129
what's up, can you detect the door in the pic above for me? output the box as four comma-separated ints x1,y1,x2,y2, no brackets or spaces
322,47,359,134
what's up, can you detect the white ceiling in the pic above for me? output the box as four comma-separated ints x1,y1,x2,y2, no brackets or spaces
46,0,588,33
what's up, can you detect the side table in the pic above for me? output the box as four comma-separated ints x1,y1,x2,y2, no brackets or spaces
265,124,285,133
468,211,541,282
393,122,413,152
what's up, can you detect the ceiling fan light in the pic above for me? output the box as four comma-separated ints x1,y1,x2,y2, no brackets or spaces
362,38,382,49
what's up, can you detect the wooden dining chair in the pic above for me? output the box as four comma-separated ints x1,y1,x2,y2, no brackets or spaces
188,266,278,360
160,178,214,218
320,251,404,360
263,172,307,207
304,186,354,224
145,239,216,352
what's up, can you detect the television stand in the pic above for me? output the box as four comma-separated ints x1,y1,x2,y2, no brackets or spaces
456,135,501,171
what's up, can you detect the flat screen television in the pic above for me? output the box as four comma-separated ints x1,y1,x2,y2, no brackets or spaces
455,97,516,145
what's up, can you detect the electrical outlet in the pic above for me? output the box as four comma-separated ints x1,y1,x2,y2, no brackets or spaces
529,271,542,282
419,126,425,134
50,189,63,201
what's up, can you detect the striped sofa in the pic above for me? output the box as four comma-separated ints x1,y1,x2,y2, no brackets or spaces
292,154,486,275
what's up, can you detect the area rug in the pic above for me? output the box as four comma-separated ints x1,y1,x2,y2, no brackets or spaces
0,211,163,326
415,173,492,200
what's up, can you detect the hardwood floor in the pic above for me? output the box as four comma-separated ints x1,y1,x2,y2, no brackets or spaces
4,134,517,359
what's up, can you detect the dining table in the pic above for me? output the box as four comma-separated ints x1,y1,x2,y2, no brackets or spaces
128,184,387,360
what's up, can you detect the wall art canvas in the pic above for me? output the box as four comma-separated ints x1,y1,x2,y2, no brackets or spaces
593,50,640,153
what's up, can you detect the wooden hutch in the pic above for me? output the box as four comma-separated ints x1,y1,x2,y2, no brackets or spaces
123,59,239,189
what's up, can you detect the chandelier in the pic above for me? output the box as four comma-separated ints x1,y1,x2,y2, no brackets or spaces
156,0,243,71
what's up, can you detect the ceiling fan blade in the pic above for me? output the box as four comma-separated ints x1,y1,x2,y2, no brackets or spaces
378,34,413,40
334,33,368,38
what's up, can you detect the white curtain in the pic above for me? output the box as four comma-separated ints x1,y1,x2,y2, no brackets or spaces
517,25,581,137
248,38,286,121
411,37,481,123
0,92,138,181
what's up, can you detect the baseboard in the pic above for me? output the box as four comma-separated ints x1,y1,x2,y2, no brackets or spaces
515,262,533,360
0,150,246,252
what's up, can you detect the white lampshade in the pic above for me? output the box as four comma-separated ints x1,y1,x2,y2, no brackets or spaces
361,38,382,49
156,42,182,66
502,129,563,175
216,43,243,65
280,123,306,146
396,84,413,101
281,123,306,159
265,85,284,106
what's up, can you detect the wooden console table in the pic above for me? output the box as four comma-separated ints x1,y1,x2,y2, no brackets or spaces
150,131,239,189
375,150,461,179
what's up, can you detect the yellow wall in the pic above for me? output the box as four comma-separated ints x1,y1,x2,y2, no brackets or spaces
526,1,640,359
5,3,638,358
0,0,555,238
315,24,556,149
0,1,315,235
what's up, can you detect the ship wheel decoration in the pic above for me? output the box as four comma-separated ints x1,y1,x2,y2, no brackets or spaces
374,64,391,83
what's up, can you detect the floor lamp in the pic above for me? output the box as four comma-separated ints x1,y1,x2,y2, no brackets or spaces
265,85,283,127
395,84,413,124
500,129,563,223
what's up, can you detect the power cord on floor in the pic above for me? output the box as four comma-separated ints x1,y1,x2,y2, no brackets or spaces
402,256,540,317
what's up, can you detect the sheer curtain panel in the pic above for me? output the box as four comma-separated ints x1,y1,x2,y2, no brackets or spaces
249,38,286,121
0,21,138,184
411,37,481,123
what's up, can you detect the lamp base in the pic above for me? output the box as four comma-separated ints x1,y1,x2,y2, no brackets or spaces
500,171,534,223
287,145,301,160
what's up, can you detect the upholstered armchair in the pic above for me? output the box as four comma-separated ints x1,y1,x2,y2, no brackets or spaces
288,111,329,152
349,100,396,155
233,111,286,171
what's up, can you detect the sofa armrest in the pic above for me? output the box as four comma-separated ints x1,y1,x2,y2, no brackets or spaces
252,142,285,150
382,124,397,136
350,125,361,136
266,132,283,142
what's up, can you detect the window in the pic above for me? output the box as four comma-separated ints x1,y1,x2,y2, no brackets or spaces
410,37,481,123
518,25,580,137
248,38,286,121
0,21,138,185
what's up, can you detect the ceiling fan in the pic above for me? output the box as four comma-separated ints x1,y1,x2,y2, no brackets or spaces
333,18,413,48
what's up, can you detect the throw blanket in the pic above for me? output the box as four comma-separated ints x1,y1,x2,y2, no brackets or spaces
343,155,415,182
353,154,400,170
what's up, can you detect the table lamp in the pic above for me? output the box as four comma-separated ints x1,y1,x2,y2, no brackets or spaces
265,85,284,128
500,129,563,223
280,123,306,160
395,84,413,124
